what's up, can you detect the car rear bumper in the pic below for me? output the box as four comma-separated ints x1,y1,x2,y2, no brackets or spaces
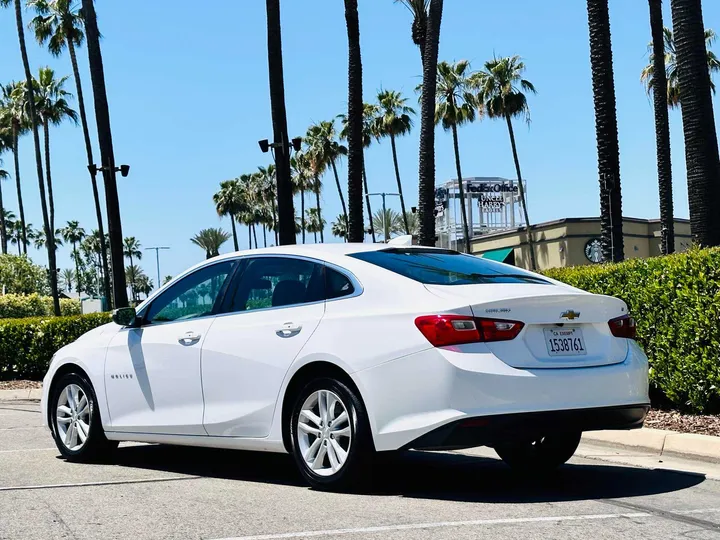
403,404,649,450
353,340,649,451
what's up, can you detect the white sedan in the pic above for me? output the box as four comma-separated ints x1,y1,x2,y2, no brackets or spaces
42,242,649,490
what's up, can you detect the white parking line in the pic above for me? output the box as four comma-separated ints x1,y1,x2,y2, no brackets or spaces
0,447,56,454
211,512,653,540
0,475,198,492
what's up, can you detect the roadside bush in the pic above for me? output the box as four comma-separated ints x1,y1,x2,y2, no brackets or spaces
0,313,112,380
544,248,720,413
0,293,81,319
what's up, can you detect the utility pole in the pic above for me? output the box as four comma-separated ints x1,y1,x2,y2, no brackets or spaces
368,192,401,242
145,246,170,290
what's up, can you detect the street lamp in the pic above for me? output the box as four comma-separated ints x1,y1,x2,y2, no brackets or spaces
258,136,302,155
145,246,170,290
88,164,130,177
367,192,401,242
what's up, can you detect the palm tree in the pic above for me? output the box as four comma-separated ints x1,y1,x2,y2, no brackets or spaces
417,0,444,247
213,179,245,251
331,214,348,240
60,220,85,296
33,67,78,233
191,228,231,259
291,152,313,244
0,82,29,254
28,0,111,302
645,2,675,255
305,207,325,243
372,208,404,241
587,0,624,262
0,157,8,254
472,56,538,270
236,173,259,249
670,0,720,246
641,27,720,108
395,0,429,66
61,268,74,293
163,275,173,285
33,227,63,250
343,0,365,243
125,265,151,302
123,237,142,302
429,60,476,253
265,0,295,246
80,0,128,308
405,210,419,236
256,165,278,245
374,89,415,234
305,121,348,232
339,103,378,241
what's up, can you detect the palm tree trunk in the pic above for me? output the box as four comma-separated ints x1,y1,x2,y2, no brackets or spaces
587,0,624,263
265,0,295,246
13,0,60,315
330,158,349,230
0,180,6,255
73,242,82,297
417,0,443,247
252,223,258,249
390,133,410,234
315,178,324,243
67,38,112,306
43,120,55,234
81,0,129,308
230,215,239,251
344,0,365,243
505,115,537,270
128,254,135,303
247,224,252,249
649,0,675,255
670,0,720,247
271,206,278,245
11,125,27,254
450,122,471,253
362,163,376,242
300,191,306,244
263,224,268,247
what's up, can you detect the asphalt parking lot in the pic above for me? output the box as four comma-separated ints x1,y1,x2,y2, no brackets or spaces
3,399,720,539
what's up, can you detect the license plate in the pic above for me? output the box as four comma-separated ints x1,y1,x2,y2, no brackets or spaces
543,327,587,356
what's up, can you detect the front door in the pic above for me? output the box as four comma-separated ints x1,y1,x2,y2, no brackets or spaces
105,260,236,435
201,256,326,437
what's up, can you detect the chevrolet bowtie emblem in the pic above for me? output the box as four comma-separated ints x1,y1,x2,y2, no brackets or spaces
560,310,580,320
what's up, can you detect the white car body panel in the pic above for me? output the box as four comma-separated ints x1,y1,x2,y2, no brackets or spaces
41,243,650,455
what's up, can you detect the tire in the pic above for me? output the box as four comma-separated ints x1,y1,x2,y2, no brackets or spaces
289,377,374,491
49,372,118,462
495,432,581,473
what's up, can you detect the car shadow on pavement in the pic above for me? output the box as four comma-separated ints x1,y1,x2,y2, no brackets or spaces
108,444,704,502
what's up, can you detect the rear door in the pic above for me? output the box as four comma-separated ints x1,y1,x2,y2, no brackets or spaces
200,256,328,437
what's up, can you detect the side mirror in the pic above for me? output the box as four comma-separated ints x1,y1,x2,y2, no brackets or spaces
112,307,138,327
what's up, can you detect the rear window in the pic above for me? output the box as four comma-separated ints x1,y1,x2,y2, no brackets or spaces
348,249,549,286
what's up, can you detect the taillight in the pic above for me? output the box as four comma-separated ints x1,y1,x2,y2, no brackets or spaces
609,314,637,339
415,315,524,347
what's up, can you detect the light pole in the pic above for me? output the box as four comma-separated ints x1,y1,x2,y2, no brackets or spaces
368,193,400,242
145,246,170,290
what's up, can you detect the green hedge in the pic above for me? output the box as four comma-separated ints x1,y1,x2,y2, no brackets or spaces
0,313,112,380
544,247,720,412
0,294,81,319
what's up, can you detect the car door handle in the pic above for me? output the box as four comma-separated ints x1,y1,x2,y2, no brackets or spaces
276,322,302,338
178,331,201,345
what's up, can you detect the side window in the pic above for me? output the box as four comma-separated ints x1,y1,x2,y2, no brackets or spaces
144,261,235,324
325,267,355,300
228,257,324,313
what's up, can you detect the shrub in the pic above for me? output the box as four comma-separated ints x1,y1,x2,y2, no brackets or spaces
0,254,49,295
544,247,720,412
0,293,81,319
0,313,112,380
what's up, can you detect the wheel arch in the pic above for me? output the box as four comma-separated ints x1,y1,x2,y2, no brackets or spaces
280,361,372,454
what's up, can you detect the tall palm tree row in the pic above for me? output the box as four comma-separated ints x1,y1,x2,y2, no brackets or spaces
587,0,624,263
670,0,720,247
122,236,142,302
291,152,313,244
213,179,245,251
471,56,538,270
60,220,85,296
374,90,415,235
646,0,675,255
2,0,61,315
416,0,444,247
29,0,113,304
81,0,128,308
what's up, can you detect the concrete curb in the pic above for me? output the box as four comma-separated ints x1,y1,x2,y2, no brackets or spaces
0,388,42,401
583,428,720,464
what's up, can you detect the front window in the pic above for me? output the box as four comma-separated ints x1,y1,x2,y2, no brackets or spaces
348,248,548,286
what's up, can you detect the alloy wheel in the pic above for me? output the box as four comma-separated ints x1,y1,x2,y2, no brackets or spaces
56,383,91,451
296,390,352,477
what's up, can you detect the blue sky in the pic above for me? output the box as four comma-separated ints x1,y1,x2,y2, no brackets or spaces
1,0,720,285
